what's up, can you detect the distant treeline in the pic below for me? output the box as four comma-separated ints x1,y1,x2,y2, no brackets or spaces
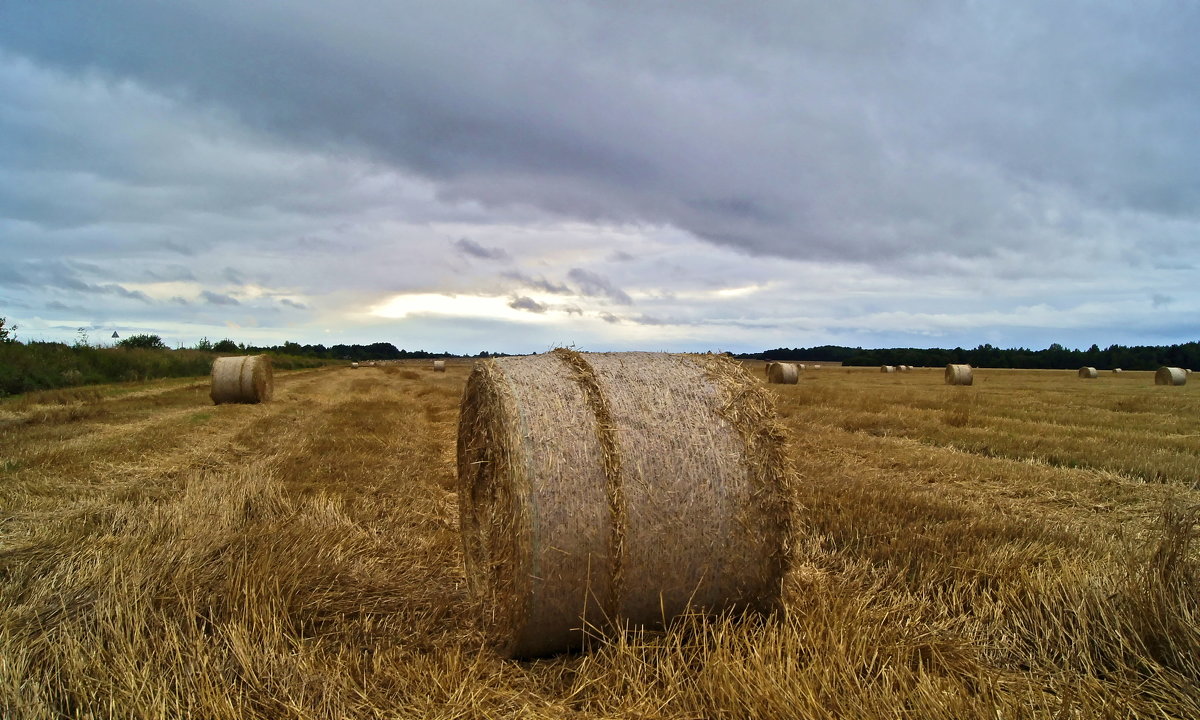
743,342,1200,371
257,341,509,362
0,338,327,397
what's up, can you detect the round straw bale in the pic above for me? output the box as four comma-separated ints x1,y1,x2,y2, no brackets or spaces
881,365,895,373
457,350,792,658
210,355,273,404
796,363,806,371
812,364,821,369
767,362,799,384
1112,368,1123,374
351,362,359,369
1078,366,1098,379
433,360,447,372
764,361,777,378
1155,366,1187,386
945,363,973,386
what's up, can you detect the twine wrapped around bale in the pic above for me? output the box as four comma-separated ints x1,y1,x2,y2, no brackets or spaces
433,360,447,372
1156,367,1187,386
457,350,793,658
210,355,273,404
767,362,799,384
1078,367,1098,379
945,364,973,386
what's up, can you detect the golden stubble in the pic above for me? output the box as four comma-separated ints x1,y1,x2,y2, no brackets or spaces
0,362,1196,719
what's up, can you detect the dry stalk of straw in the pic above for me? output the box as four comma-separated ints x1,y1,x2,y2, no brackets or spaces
1155,367,1187,386
457,350,794,658
1078,367,1099,379
767,362,799,384
944,364,973,386
210,355,273,404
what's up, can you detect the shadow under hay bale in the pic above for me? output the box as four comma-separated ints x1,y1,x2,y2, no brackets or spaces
210,355,273,404
945,364,973,386
457,350,792,658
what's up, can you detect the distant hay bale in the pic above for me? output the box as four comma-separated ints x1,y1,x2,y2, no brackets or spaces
897,365,910,372
767,362,799,384
881,365,895,373
210,355,273,404
433,360,446,372
812,364,821,369
796,363,806,371
1155,367,1187,386
1112,368,1123,374
944,364,973,386
457,350,792,658
351,362,359,369
1078,366,1098,379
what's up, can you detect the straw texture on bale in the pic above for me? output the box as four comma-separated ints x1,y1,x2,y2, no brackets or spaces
210,355,273,404
433,360,446,372
457,350,793,658
764,361,778,378
767,362,799,384
1078,366,1098,379
945,364,973,386
1155,367,1187,386
881,365,895,373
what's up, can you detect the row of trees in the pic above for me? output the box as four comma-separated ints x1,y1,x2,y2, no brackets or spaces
746,342,1200,371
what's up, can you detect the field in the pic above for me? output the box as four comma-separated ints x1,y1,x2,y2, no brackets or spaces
1,362,1197,718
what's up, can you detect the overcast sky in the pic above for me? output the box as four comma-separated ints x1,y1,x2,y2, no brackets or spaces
2,2,1197,353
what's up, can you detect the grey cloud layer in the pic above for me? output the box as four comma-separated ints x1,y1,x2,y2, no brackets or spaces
5,1,1198,270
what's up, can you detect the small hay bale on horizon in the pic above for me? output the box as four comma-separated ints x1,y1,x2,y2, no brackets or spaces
1155,367,1187,386
1113,368,1123,374
457,350,792,658
945,364,973,386
881,365,895,373
768,362,799,384
1078,366,1098,379
433,360,447,372
351,362,359,369
210,355,273,404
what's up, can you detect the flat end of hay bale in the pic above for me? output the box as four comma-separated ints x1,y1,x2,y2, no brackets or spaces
210,355,273,404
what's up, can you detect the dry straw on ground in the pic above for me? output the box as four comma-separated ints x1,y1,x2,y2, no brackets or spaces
457,350,793,658
767,362,799,384
1156,366,1187,386
1079,366,1099,379
945,363,973,386
433,360,446,372
209,355,273,404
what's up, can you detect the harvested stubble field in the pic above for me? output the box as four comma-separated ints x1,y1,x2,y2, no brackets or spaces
1,361,1197,719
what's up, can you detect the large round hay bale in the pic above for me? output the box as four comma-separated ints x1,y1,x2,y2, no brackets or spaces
881,365,895,373
210,355,273,404
433,360,447,372
457,350,792,658
1155,367,1187,386
767,362,799,384
1078,366,1098,379
945,364,973,386
764,361,777,378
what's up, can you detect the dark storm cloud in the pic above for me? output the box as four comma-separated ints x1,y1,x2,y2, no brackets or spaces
6,1,1198,268
507,296,547,313
454,238,510,261
567,268,632,305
